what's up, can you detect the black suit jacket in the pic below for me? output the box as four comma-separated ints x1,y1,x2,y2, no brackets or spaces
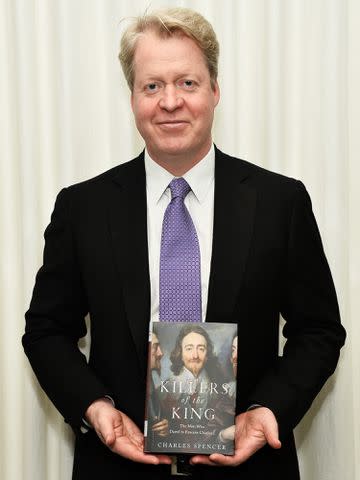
23,147,345,479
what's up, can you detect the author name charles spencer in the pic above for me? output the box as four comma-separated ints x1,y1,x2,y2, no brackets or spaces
157,442,226,451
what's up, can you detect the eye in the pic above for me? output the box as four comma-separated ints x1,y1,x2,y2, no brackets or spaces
145,82,160,93
179,79,196,90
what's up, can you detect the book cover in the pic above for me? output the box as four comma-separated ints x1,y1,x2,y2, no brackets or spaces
144,321,238,455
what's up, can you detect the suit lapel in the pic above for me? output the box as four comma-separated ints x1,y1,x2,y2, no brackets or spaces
206,148,257,323
108,153,150,377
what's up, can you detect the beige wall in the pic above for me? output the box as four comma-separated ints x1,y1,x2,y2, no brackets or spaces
0,0,358,478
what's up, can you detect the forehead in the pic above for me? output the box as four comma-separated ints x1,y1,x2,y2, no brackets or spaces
152,333,159,343
182,332,207,346
133,31,208,80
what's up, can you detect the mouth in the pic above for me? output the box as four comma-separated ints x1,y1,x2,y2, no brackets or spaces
156,121,189,130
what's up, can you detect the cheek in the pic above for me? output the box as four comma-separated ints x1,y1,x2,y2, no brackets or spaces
133,100,154,123
191,100,208,117
192,104,215,127
192,93,217,114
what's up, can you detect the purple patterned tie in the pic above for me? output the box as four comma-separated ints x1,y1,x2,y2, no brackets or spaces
159,178,201,322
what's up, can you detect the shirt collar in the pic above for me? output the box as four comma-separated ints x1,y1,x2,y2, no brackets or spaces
181,367,210,383
144,144,215,205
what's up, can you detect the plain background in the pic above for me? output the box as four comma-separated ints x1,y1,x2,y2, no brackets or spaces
0,0,359,479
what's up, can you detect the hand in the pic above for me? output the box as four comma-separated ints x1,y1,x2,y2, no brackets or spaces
190,407,281,467
151,418,169,437
85,398,171,465
219,424,235,442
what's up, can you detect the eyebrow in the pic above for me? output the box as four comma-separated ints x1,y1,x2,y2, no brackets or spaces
138,72,202,83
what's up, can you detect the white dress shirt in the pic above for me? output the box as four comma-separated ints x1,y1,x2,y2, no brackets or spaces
145,145,215,323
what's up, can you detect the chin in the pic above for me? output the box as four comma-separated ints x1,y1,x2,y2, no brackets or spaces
155,135,196,152
159,143,189,156
188,367,201,377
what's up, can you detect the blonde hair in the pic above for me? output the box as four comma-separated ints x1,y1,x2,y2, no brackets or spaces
119,7,219,91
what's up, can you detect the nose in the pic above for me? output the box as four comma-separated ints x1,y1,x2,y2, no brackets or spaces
192,349,199,359
159,85,184,111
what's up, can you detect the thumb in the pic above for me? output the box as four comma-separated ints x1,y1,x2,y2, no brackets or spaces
263,419,281,449
97,421,116,447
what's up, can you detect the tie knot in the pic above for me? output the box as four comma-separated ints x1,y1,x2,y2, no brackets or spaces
169,177,191,200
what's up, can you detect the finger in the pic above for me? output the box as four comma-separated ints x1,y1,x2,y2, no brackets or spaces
111,441,169,465
207,452,247,466
151,425,165,433
124,449,161,465
209,436,264,467
190,454,220,466
154,454,172,464
152,422,167,431
263,420,281,449
209,453,237,466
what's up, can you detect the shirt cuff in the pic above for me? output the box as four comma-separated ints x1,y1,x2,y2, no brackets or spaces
247,404,263,411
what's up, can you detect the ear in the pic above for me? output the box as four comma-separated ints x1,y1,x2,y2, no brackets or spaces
212,80,220,107
130,92,134,112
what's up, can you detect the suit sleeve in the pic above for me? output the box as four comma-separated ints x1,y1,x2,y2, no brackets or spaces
22,188,111,431
248,180,346,438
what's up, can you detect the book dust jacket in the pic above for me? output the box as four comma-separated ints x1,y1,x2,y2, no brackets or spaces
144,322,238,455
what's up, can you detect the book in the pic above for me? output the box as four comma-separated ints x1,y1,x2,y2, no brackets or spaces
144,321,238,455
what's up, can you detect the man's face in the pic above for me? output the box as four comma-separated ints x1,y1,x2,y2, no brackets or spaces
231,336,238,377
151,333,163,372
131,31,220,167
181,331,208,377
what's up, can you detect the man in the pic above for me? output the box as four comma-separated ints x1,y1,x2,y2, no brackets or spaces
23,7,346,480
167,325,223,383
161,325,223,417
147,328,169,439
